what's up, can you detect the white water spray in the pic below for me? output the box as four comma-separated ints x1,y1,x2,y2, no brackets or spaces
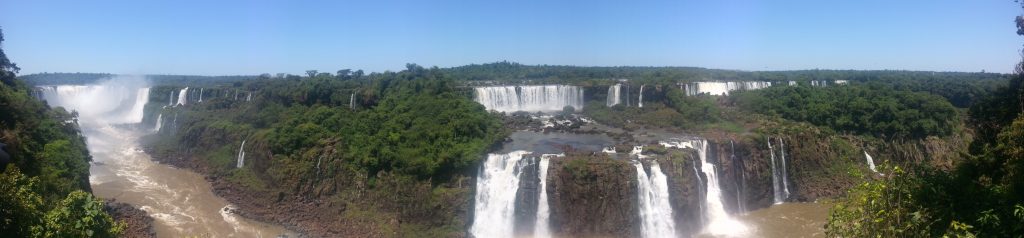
198,88,204,103
634,160,677,238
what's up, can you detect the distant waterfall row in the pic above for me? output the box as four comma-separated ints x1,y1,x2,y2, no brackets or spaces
471,151,559,238
37,85,150,125
680,81,774,96
168,87,253,107
474,85,584,113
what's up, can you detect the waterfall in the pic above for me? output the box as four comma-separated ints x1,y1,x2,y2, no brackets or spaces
198,88,204,102
661,139,747,236
37,85,150,125
692,157,705,227
473,85,584,113
126,88,150,124
236,140,246,168
607,83,622,107
471,151,531,237
864,151,878,173
767,137,791,204
777,138,790,201
234,90,239,100
168,91,174,106
153,113,163,132
177,87,189,106
349,93,356,110
535,154,560,238
768,137,782,204
638,85,645,108
731,140,746,214
682,81,773,96
634,161,677,238
246,92,252,102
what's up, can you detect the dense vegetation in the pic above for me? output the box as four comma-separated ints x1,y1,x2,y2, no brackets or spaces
731,84,958,139
825,10,1024,237
0,28,123,237
146,64,504,235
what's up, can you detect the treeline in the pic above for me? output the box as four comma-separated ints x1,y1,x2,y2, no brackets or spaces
0,28,122,237
731,84,958,139
449,61,1008,107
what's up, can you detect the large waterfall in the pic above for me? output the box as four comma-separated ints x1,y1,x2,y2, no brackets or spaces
349,93,355,110
634,160,677,238
471,151,555,238
474,85,584,113
607,83,622,107
236,140,246,168
767,137,790,204
471,151,531,237
177,87,189,106
661,139,748,236
198,88,204,102
38,85,151,125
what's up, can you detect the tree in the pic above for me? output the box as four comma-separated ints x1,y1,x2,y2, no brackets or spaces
40,191,123,238
305,70,318,77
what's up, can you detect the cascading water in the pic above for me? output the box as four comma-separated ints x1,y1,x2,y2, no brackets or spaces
474,85,584,113
349,93,355,110
246,92,252,102
777,138,790,201
731,140,746,214
167,91,174,106
236,140,246,168
198,88,204,103
153,113,163,132
535,154,560,238
638,84,644,108
864,151,878,173
471,151,531,237
767,137,791,204
682,81,773,96
634,160,677,238
661,139,748,236
177,87,189,106
607,83,622,107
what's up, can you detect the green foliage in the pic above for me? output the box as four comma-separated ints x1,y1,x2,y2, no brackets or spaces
40,191,124,238
733,84,957,139
0,167,45,237
826,166,934,237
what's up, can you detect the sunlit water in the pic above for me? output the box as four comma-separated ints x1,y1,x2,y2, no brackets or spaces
715,203,830,238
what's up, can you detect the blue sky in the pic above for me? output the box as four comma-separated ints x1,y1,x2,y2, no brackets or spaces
1,0,1021,75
